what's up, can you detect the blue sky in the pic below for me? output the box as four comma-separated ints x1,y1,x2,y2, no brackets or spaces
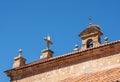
0,0,120,81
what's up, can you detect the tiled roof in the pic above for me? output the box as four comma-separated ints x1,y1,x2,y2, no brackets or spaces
61,67,120,82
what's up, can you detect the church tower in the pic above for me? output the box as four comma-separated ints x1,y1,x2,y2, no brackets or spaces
79,23,103,50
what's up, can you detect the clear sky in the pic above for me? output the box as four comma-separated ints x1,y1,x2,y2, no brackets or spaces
1,0,120,81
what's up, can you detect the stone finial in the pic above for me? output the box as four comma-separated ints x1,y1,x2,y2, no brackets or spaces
104,37,108,43
13,49,26,68
74,44,79,51
18,49,22,57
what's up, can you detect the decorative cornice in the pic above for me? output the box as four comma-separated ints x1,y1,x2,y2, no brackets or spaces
5,40,120,79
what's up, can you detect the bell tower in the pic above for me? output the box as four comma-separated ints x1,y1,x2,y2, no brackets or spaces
79,23,103,50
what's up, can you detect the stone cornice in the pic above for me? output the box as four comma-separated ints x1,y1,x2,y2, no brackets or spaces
5,40,120,79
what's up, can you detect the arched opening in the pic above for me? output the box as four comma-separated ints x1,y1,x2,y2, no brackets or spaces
87,39,93,48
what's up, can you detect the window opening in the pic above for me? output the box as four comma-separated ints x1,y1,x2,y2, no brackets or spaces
87,39,93,48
